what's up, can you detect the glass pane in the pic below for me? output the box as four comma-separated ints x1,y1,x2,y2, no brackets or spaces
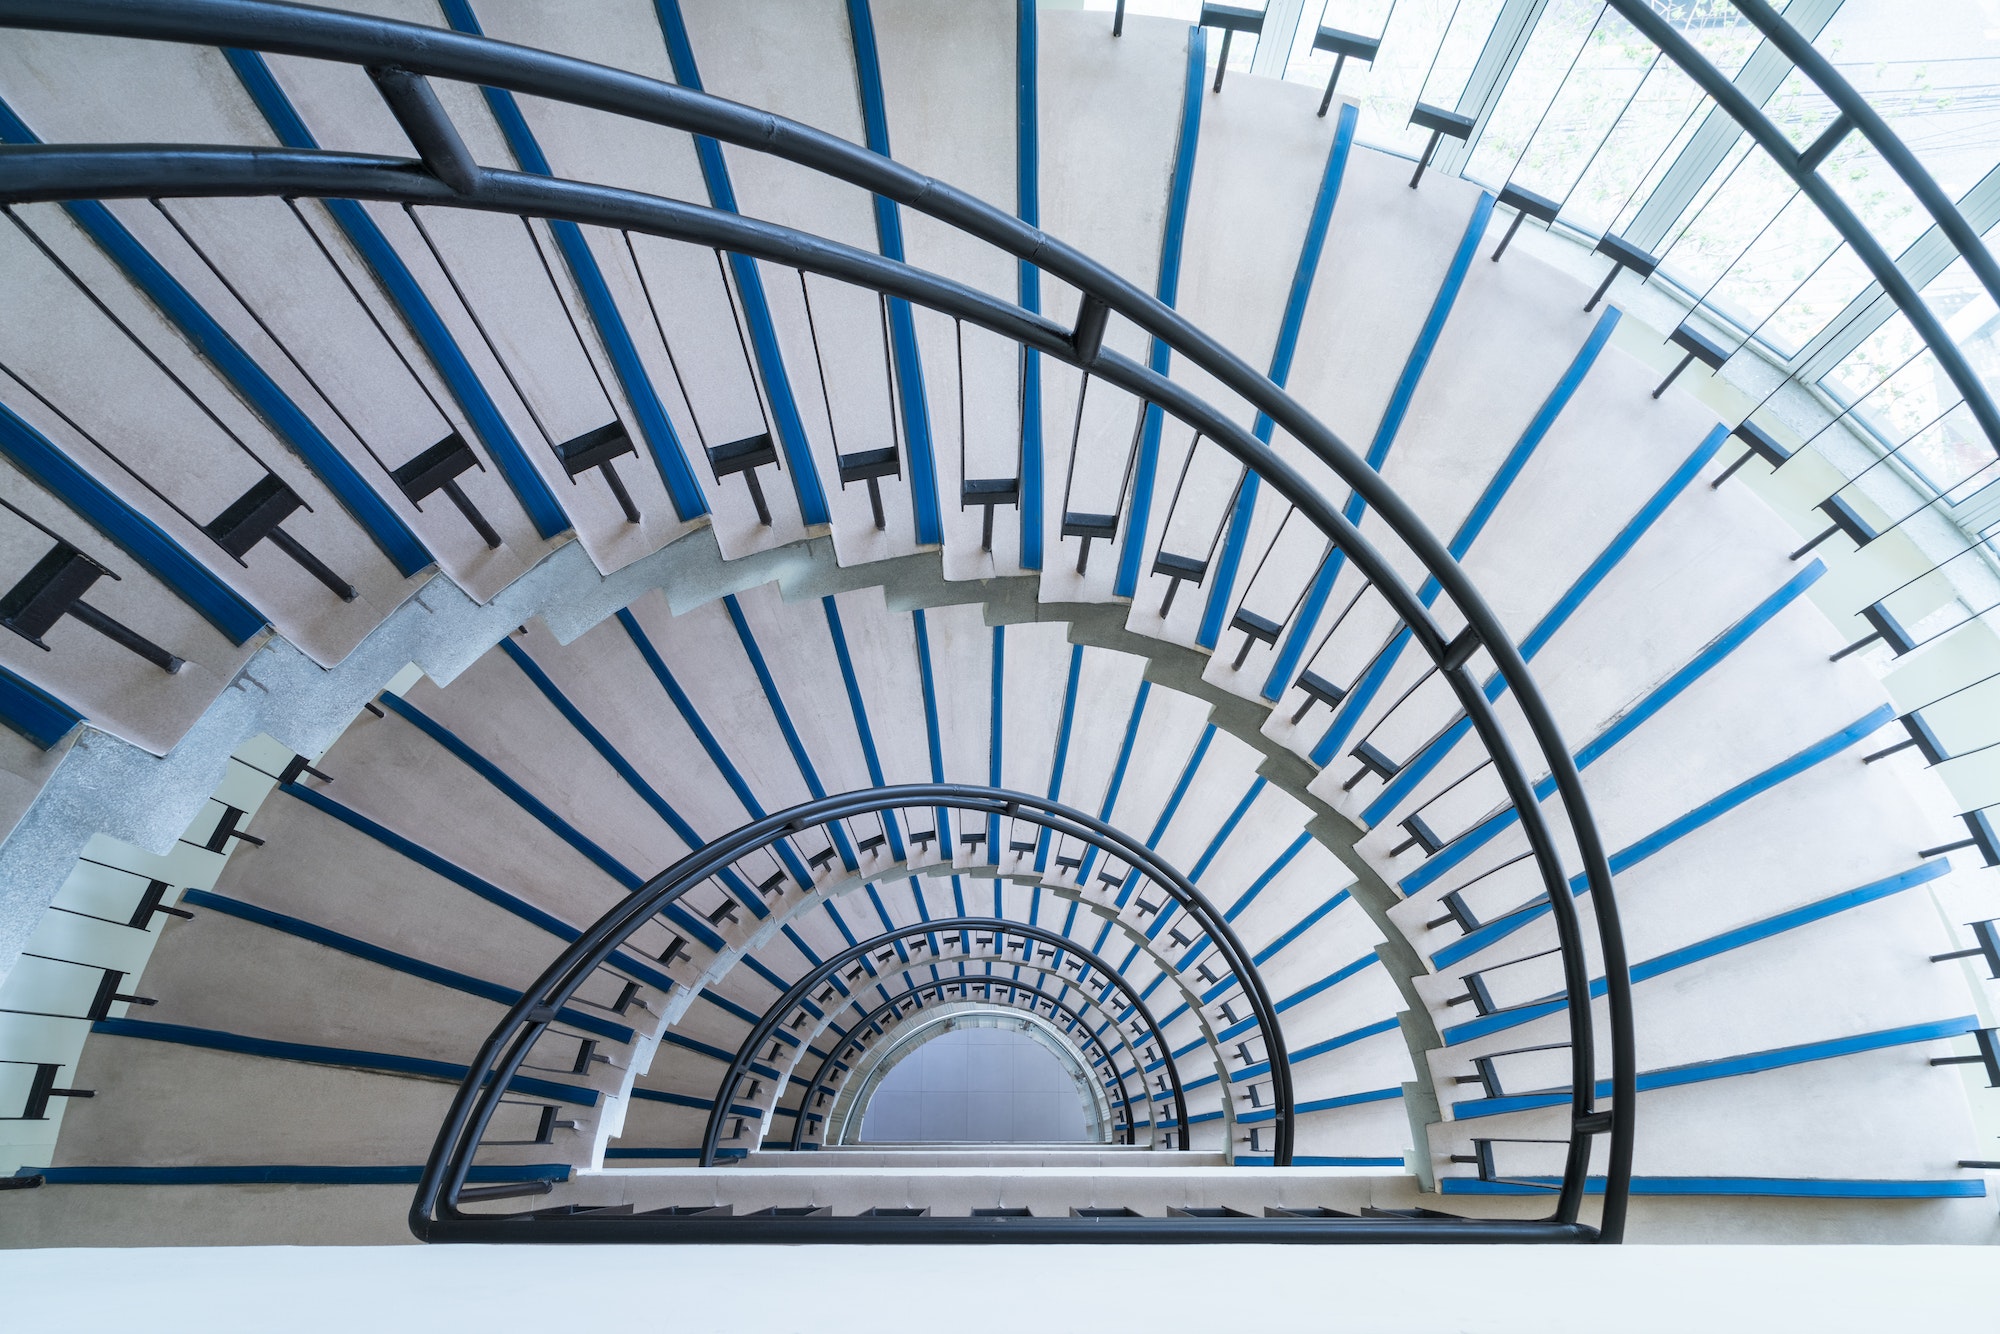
1647,134,1759,272
1678,0,1769,79
1282,0,1482,158
1497,7,1659,207
1464,1,1771,200
1599,64,1712,237
1927,227,2000,473
1815,135,1936,258
1758,60,1842,155
1819,319,1990,495
1805,0,2000,201
1897,400,1990,497
1462,0,1622,189
1556,57,1720,238
1657,149,1801,315
1762,241,1875,356
1819,309,1924,431
1413,0,1510,111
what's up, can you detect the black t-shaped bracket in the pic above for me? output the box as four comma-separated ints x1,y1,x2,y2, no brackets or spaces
1,541,183,672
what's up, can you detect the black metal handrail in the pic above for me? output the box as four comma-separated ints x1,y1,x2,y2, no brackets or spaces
1601,0,2000,459
7,136,1623,1228
0,0,1633,1238
701,917,1188,1164
411,785,1298,1236
792,977,1143,1149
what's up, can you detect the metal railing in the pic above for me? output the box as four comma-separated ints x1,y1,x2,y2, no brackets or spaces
412,786,1278,1209
1247,3,2000,767
1603,0,2000,460
700,916,1192,1163
410,784,1603,1240
1229,0,1999,470
0,0,1635,1240
1602,1,2000,855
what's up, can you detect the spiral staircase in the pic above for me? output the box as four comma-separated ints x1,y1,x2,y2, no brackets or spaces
0,0,1994,1248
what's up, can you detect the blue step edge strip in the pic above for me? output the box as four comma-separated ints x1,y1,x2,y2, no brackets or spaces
378,691,637,886
278,780,679,994
1113,22,1207,599
1285,1016,1403,1068
1441,1176,1986,1199
180,887,633,1045
1399,555,1829,895
1270,305,1619,710
1364,424,1730,830
1442,860,1951,1046
1223,831,1313,922
1145,724,1213,848
988,623,1005,855
91,1015,599,1107
0,660,85,749
1270,189,1497,706
1189,777,1263,879
630,1086,765,1118
375,690,728,951
651,0,828,526
19,1163,571,1186
910,608,957,856
615,609,814,887
496,638,763,916
1238,1086,1402,1123
0,95,433,578
1429,703,1896,971
1034,645,1086,873
1235,1155,1405,1168
438,0,707,523
1161,952,1382,1062
1078,681,1150,886
1016,0,1043,568
223,48,571,542
0,400,267,645
722,595,858,870
1251,885,1349,967
1451,1015,1980,1121
1196,102,1359,650
844,0,942,546
701,987,786,1038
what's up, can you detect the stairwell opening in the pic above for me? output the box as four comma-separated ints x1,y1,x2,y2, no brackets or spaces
839,1010,1112,1146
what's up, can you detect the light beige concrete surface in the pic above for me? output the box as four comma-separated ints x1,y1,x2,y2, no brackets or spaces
49,1040,461,1167
131,911,511,1065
